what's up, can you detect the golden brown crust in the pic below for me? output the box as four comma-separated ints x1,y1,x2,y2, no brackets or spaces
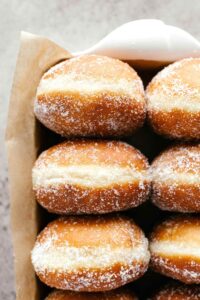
146,58,200,140
151,144,200,175
151,284,200,300
34,55,146,137
152,183,200,212
38,261,147,292
43,54,139,81
35,140,149,169
36,216,143,248
46,288,138,300
151,144,200,213
31,215,150,292
151,254,200,284
36,92,145,137
148,109,200,140
150,216,200,247
150,216,200,284
35,181,149,214
33,140,150,214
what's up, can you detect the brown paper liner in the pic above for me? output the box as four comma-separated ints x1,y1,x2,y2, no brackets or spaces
6,32,71,300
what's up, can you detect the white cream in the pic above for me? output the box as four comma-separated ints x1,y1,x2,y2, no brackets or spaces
33,164,147,188
73,19,200,63
37,75,142,98
32,242,149,272
152,171,200,185
151,240,200,258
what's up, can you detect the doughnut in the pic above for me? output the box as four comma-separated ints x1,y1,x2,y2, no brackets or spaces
34,54,146,137
151,284,200,300
150,216,200,284
31,215,150,291
45,289,138,300
151,144,200,212
146,58,200,140
32,140,150,214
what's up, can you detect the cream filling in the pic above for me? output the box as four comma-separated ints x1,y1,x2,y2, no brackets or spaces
150,241,200,258
33,164,148,188
148,95,200,113
32,240,150,272
37,77,143,102
151,171,200,185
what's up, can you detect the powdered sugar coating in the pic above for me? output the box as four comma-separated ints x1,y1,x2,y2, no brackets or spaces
32,140,150,214
150,216,200,284
151,254,200,284
34,54,146,137
151,144,200,212
146,58,200,140
31,215,150,291
151,284,200,300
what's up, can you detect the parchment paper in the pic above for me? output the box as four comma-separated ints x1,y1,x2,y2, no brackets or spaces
6,32,71,300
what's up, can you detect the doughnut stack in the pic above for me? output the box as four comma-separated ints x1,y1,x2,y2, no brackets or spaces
31,55,200,299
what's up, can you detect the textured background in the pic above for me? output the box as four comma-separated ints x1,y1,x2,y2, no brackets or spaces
1,0,200,298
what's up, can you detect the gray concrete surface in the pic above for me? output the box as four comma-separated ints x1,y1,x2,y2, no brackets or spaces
1,0,200,298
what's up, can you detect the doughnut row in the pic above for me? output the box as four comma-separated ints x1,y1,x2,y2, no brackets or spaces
34,55,200,140
31,215,200,292
32,54,200,297
33,141,200,214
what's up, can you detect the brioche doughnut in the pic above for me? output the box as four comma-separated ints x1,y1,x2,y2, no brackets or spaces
151,144,200,212
31,215,150,291
46,289,138,300
150,216,200,284
151,284,200,300
32,140,150,214
146,58,200,140
34,54,146,137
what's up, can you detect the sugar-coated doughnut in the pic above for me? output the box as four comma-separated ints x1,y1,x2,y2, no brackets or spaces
150,216,200,284
151,144,200,212
34,54,146,137
146,58,200,140
151,284,200,300
45,289,138,300
32,140,150,214
31,215,150,291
